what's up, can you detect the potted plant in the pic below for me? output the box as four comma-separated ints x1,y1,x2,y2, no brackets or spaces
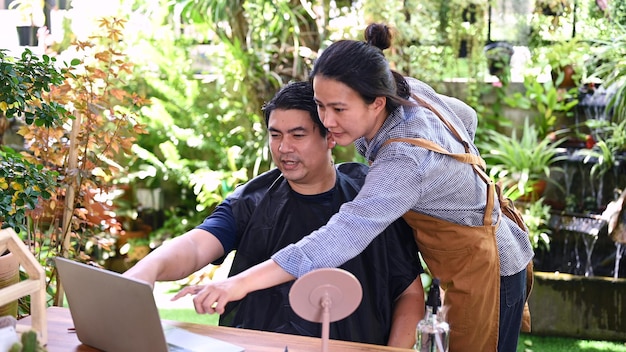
14,331,47,351
484,41,514,79
1,18,147,315
8,0,45,46
503,75,579,140
543,38,591,89
1,48,64,317
1,47,65,316
535,0,572,17
479,118,569,201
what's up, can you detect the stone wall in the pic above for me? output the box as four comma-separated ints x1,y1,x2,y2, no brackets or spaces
528,272,626,341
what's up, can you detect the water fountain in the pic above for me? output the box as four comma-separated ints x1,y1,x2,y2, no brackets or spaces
527,83,626,341
536,81,626,279
575,83,614,124
529,200,626,341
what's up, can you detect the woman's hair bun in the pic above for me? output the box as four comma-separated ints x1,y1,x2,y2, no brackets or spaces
364,23,392,51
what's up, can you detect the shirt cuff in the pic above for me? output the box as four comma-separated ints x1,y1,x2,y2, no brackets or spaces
271,244,314,278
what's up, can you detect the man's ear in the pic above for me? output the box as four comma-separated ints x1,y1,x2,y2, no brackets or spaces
326,134,337,149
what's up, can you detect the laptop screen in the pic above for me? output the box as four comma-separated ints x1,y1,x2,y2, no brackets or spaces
54,257,244,352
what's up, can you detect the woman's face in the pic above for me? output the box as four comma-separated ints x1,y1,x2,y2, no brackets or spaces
313,76,387,146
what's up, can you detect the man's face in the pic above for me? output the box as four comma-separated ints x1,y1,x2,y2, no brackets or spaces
268,109,334,190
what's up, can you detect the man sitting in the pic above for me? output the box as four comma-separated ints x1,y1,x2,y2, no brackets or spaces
124,81,424,348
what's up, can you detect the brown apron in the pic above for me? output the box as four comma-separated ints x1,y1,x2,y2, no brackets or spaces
380,96,503,351
402,199,500,352
383,135,535,350
387,142,501,351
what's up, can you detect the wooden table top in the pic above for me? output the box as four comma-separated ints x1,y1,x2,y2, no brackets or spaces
18,307,413,352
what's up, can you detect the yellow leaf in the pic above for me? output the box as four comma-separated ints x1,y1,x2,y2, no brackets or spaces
17,124,31,137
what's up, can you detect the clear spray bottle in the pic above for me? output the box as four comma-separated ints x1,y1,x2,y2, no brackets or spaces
414,278,450,352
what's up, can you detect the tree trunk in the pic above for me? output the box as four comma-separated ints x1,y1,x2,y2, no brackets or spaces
54,112,81,307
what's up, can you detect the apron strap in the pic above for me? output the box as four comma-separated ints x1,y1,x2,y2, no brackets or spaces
411,93,473,154
381,137,487,170
381,96,497,226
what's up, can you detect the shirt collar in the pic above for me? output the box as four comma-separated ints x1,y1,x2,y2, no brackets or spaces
355,106,407,163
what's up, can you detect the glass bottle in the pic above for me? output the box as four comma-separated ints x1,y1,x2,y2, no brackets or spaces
414,278,449,352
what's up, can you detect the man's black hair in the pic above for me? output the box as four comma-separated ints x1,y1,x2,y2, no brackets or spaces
262,81,326,137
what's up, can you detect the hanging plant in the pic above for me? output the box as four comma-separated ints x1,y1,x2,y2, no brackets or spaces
484,41,514,79
535,0,572,17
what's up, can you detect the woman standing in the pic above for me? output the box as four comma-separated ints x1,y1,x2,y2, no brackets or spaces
176,23,534,352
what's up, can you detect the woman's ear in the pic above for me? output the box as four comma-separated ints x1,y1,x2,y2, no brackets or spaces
370,96,386,114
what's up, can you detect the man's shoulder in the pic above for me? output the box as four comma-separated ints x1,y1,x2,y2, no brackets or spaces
335,162,369,189
229,168,284,199
335,162,368,179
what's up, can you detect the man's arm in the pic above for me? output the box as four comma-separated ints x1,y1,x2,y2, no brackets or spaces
387,278,425,348
123,229,225,287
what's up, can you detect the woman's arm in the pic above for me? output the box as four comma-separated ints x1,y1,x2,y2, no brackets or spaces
173,259,295,314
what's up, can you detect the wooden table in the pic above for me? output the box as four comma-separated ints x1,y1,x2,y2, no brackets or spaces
18,307,413,352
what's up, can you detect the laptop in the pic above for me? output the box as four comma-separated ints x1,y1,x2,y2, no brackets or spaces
54,257,245,352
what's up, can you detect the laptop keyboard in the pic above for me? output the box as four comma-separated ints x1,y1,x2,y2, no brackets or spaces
162,325,245,352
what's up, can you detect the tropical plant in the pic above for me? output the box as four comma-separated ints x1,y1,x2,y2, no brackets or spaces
521,198,553,251
0,47,70,235
528,0,577,48
479,118,569,200
503,75,579,140
589,23,626,123
577,118,626,183
376,0,489,86
541,38,592,88
0,47,71,237
107,0,327,242
609,0,626,27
